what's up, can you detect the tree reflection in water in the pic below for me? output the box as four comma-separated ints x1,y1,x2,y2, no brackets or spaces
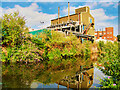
2,57,96,89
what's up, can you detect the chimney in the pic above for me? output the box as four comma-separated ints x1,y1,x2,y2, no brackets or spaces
68,2,70,22
58,7,60,24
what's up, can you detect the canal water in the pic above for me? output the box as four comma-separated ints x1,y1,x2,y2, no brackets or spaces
2,58,106,89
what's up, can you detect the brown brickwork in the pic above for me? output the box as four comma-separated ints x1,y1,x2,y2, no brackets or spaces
95,27,117,41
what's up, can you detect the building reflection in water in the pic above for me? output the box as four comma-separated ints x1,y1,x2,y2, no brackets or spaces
57,65,94,89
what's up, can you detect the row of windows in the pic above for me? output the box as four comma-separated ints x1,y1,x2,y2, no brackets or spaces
96,37,113,39
107,32,112,34
95,32,112,35
103,37,112,39
102,37,112,39
107,37,112,38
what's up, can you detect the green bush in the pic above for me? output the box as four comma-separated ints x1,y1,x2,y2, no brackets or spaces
97,41,120,89
2,12,29,47
2,12,43,63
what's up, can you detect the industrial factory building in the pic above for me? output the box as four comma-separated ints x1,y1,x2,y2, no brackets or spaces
47,2,95,41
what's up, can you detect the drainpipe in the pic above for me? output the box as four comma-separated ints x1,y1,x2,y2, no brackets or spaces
79,13,80,24
106,28,107,40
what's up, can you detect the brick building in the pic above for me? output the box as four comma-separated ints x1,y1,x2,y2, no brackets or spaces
95,27,117,41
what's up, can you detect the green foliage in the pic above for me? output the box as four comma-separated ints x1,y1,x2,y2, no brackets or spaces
38,31,94,68
2,42,43,62
2,12,43,63
97,41,120,89
100,77,118,88
2,11,28,47
29,37,44,49
117,35,120,42
0,18,2,45
1,12,96,70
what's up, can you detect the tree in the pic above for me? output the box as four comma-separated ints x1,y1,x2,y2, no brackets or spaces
0,18,2,45
2,11,29,47
117,35,120,42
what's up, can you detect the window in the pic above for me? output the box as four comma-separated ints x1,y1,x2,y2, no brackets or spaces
90,19,92,23
107,37,109,38
89,80,90,84
110,32,112,34
83,25,84,30
104,33,106,34
107,32,109,34
82,75,84,80
95,33,97,35
99,33,102,35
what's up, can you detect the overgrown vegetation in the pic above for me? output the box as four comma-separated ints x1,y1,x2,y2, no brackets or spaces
2,12,96,70
36,30,95,68
117,35,120,42
97,41,120,89
2,12,29,47
2,12,43,63
2,12,120,89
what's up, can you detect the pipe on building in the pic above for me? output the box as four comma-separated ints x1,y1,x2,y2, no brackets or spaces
68,2,70,22
58,7,60,24
79,13,80,24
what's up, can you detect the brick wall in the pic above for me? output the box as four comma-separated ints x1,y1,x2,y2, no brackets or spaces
95,27,117,41
105,27,113,41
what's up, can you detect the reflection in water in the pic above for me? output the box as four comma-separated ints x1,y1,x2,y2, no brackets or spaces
57,66,94,89
2,58,95,89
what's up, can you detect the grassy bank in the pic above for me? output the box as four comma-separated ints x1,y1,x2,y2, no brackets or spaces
2,29,97,69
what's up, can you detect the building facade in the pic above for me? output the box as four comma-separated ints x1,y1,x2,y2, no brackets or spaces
48,5,95,37
95,27,117,41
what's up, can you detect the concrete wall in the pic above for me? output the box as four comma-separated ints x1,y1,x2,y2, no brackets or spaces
105,27,113,40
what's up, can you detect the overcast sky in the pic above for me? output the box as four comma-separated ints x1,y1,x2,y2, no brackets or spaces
0,1,119,36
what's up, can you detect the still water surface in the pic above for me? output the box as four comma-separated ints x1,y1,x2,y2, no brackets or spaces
2,58,97,89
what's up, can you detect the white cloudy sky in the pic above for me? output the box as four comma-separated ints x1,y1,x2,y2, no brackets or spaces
0,1,119,36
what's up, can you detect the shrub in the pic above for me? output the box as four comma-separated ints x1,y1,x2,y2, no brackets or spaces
2,11,29,47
